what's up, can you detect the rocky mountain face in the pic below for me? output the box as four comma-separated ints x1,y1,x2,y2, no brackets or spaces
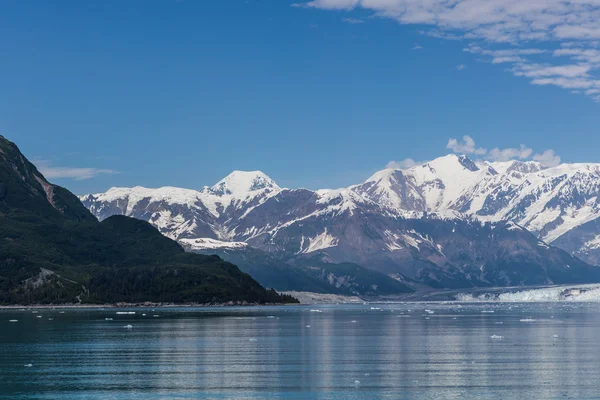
81,154,600,293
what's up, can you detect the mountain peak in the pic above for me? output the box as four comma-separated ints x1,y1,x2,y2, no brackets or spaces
210,170,280,196
424,153,479,173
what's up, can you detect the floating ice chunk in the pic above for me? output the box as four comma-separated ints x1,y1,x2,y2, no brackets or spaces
370,307,381,310
59,311,65,314
424,310,435,314
452,317,457,320
116,312,135,315
520,319,536,322
249,338,258,342
490,335,504,340
48,318,53,321
306,325,311,328
495,322,503,324
552,334,560,338
9,320,18,323
482,311,494,313
267,316,275,319
354,380,361,388
32,311,38,314
364,373,370,377
310,310,322,313
105,318,113,321
153,315,159,318
142,314,147,316
351,320,357,323
24,364,33,368
36,316,42,319
124,325,133,329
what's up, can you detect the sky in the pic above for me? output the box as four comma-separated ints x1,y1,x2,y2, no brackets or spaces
1,0,599,195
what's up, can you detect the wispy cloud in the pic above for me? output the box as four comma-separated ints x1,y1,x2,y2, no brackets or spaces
342,17,364,24
445,136,561,166
488,145,533,162
533,149,562,167
294,0,600,102
446,135,487,155
387,136,561,169
34,160,118,181
456,64,467,71
385,158,426,169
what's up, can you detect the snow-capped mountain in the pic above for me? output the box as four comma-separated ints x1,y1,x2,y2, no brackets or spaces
81,156,600,292
352,155,600,265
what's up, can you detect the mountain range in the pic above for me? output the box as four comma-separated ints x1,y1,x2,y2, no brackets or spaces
81,155,600,295
0,136,294,305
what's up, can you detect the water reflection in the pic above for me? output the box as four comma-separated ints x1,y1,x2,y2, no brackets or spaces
1,304,600,399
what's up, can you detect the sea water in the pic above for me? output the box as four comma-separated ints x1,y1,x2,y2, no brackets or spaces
1,303,599,399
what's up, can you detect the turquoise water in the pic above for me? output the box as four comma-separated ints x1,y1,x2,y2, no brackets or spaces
1,303,600,399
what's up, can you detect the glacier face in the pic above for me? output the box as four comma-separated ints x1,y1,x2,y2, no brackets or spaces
457,284,600,302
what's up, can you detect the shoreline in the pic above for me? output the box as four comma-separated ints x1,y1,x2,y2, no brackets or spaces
0,301,297,310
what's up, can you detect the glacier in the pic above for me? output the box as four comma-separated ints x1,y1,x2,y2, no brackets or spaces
457,284,600,302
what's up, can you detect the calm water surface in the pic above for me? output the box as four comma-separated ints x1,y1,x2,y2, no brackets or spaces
1,303,600,399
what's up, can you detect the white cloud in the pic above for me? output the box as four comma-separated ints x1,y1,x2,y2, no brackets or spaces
456,64,467,71
487,145,533,162
513,64,592,78
533,149,562,167
34,160,118,181
446,135,487,155
342,17,364,24
295,0,600,101
413,44,423,50
386,158,425,169
444,136,562,166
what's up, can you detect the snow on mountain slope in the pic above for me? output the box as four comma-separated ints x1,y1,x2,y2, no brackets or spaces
405,154,497,210
209,170,280,196
81,171,282,241
179,238,249,251
354,156,600,264
353,154,498,213
83,159,600,271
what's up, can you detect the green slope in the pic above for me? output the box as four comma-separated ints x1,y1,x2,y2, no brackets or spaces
0,136,296,305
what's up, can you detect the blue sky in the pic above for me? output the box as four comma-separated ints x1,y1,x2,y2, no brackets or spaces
1,0,599,195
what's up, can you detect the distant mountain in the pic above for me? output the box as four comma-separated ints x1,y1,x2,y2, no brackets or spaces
0,136,295,305
82,155,600,292
185,243,413,297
